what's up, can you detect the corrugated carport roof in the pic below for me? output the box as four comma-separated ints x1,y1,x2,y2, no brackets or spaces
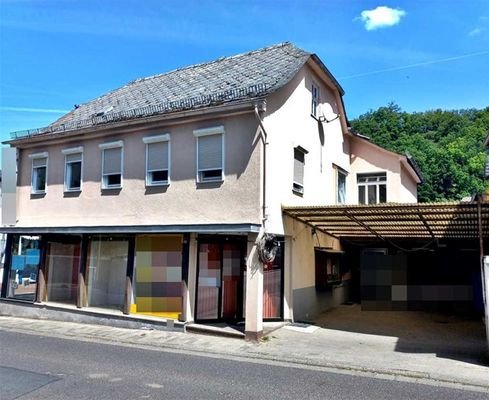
283,201,489,240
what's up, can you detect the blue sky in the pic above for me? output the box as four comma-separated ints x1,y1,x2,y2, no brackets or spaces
0,0,488,143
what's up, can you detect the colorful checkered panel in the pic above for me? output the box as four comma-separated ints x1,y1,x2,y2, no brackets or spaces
134,235,183,317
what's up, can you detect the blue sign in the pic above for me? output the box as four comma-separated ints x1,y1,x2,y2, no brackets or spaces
25,249,40,265
11,255,26,270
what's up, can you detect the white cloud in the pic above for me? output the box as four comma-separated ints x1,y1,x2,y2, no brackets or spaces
468,27,485,36
359,6,406,31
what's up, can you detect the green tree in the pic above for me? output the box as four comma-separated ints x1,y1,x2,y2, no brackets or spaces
351,104,489,202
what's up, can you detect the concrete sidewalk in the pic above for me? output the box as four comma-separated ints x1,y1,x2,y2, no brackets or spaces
0,313,487,392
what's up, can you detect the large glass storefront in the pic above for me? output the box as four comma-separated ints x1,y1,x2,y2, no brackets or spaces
7,235,41,302
87,236,128,310
1,232,285,323
45,237,82,304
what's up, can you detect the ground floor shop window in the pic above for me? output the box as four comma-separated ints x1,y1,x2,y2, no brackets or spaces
87,236,128,309
45,239,81,304
197,243,221,320
196,238,245,322
133,235,183,318
7,235,41,302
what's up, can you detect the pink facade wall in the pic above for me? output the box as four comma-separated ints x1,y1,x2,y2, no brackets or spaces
349,136,418,203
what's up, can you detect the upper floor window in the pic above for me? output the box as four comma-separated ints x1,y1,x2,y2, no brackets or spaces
311,83,319,117
62,147,83,192
336,166,347,204
99,141,123,189
143,134,170,186
29,152,48,194
358,172,387,204
194,126,224,183
293,146,308,195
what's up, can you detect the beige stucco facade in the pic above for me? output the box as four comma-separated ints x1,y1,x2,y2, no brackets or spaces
15,113,262,228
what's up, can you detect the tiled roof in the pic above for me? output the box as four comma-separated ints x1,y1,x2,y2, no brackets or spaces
11,42,312,139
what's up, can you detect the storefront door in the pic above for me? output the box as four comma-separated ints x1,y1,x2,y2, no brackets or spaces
195,238,245,322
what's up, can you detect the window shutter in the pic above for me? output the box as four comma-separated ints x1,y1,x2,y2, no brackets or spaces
66,153,81,163
293,149,304,185
147,141,168,171
32,158,46,167
198,134,222,170
103,148,122,174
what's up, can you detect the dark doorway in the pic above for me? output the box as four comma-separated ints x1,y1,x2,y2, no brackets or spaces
195,236,246,322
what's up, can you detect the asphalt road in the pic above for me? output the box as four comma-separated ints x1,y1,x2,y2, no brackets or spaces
0,330,487,400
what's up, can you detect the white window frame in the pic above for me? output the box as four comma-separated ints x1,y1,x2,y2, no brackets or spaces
293,146,308,195
335,166,348,205
193,126,225,183
62,146,83,192
29,152,48,194
357,172,387,204
98,141,124,189
311,82,320,118
142,133,171,186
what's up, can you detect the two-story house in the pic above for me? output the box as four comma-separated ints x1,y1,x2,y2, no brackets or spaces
0,42,421,339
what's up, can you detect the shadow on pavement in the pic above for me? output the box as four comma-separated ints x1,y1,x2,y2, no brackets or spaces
313,304,488,367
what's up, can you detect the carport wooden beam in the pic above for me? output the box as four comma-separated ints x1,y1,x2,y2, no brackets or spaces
282,201,489,241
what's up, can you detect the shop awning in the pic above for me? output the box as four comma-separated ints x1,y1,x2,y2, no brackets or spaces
283,201,489,240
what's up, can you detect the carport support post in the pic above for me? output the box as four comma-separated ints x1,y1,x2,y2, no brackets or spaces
483,257,489,353
245,232,263,341
477,197,489,352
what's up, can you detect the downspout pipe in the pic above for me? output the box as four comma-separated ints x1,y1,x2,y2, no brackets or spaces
254,102,268,230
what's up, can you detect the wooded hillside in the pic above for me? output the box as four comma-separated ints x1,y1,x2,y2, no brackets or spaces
350,104,489,202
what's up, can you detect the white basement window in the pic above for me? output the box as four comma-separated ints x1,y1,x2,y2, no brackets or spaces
193,126,225,183
99,141,123,189
29,152,48,194
143,134,170,186
62,147,83,191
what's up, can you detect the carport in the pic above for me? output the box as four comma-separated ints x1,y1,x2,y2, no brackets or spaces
283,200,489,351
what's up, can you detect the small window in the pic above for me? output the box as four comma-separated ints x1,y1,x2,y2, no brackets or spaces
29,153,48,194
336,167,347,204
315,249,342,289
143,134,170,186
194,126,224,183
311,83,319,117
99,141,123,189
293,146,307,195
357,172,387,204
62,147,83,191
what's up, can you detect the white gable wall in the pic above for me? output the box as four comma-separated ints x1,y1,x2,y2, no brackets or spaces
263,64,350,235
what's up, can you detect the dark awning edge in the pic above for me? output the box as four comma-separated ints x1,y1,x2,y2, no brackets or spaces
0,223,262,235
